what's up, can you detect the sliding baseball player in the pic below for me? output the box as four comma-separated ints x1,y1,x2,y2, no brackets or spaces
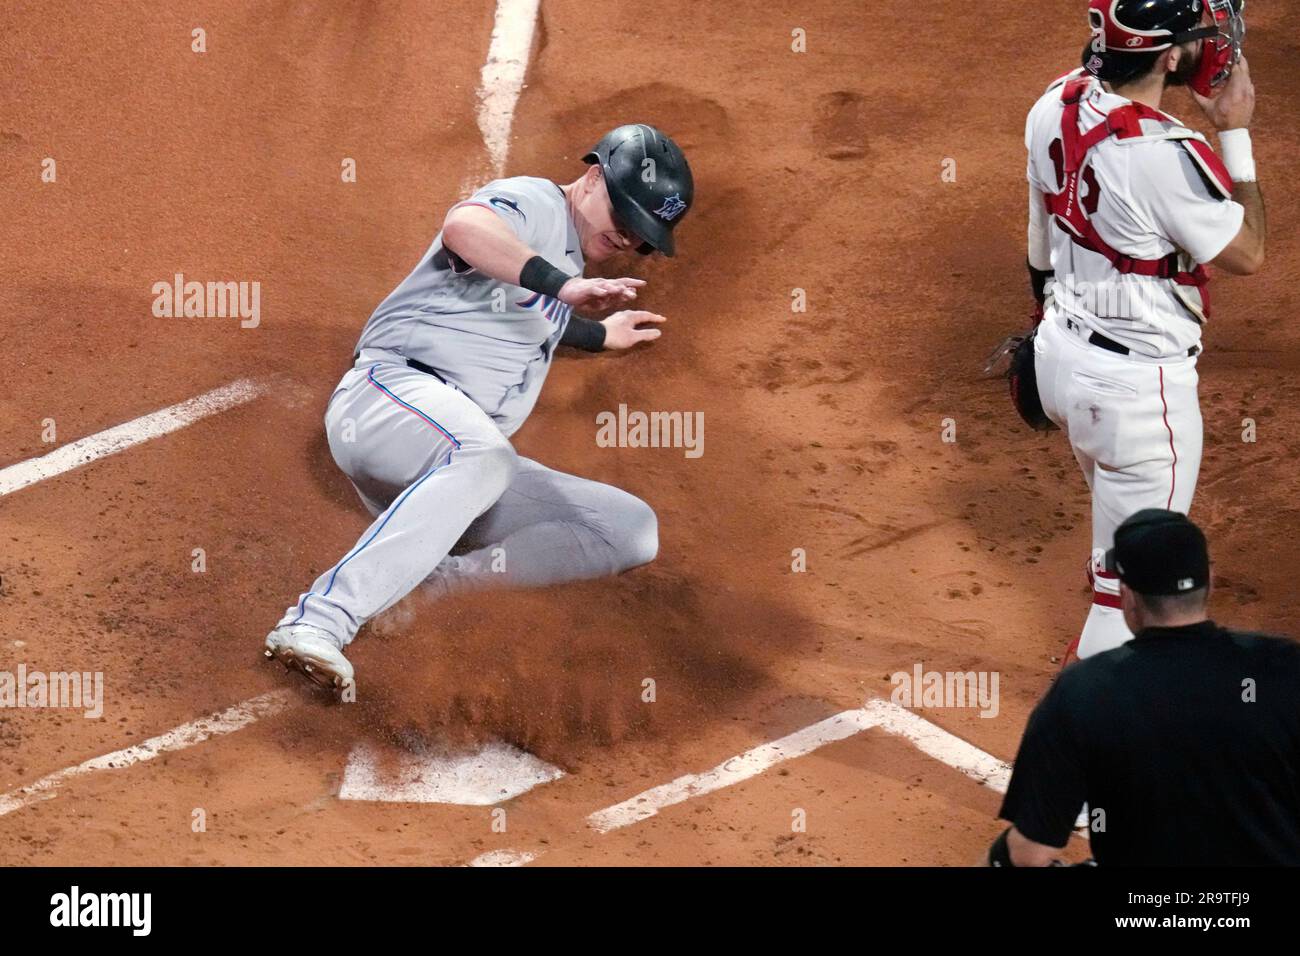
264,125,694,692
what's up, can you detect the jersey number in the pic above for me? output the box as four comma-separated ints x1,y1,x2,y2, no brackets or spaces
1048,138,1101,217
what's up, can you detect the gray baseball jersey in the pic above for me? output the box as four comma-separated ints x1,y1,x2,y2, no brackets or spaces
355,176,583,437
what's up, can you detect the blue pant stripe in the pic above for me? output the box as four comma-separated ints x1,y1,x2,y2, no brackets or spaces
292,447,457,626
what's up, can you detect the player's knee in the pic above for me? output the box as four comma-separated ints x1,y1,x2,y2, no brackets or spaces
608,495,658,571
472,436,519,501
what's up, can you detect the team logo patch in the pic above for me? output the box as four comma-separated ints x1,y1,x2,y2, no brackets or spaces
654,194,687,221
489,195,527,222
1086,54,1104,74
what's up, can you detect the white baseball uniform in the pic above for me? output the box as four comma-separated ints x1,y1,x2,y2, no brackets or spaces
276,177,657,646
1025,70,1244,658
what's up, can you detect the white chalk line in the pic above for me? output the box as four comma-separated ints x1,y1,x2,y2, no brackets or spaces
588,701,1011,833
0,378,264,498
0,691,291,818
863,698,1012,792
587,709,883,833
0,377,275,817
461,0,540,196
471,700,1016,862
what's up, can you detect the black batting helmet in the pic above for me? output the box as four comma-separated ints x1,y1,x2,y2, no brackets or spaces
583,124,693,257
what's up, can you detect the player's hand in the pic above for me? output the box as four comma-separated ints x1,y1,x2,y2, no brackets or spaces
601,310,665,350
1193,56,1255,131
558,277,645,313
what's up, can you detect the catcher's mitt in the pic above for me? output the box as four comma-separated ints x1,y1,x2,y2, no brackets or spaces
985,326,1056,432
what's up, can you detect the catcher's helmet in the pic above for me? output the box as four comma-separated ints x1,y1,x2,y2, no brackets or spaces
583,124,693,257
1084,0,1246,95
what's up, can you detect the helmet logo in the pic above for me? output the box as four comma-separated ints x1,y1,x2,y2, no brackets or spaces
654,194,687,221
1125,36,1144,47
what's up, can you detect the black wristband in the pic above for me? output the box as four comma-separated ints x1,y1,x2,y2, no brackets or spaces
519,255,571,299
560,314,606,352
1028,259,1054,306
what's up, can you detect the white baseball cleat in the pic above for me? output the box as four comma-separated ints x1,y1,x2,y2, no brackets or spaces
264,625,354,692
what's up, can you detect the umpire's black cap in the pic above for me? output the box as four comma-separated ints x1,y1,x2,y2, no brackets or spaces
1103,509,1210,596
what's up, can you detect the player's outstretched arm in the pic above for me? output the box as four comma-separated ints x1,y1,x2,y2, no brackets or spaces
560,310,665,353
601,310,665,350
442,204,645,312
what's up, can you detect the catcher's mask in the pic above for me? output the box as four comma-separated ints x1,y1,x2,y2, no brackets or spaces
1085,0,1246,97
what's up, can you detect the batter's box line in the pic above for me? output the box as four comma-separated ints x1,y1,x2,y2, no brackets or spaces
477,700,1021,865
0,691,292,818
586,699,1011,834
0,378,265,498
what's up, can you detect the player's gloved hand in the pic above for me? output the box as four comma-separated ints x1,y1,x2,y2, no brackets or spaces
558,277,645,313
601,310,665,350
1194,55,1255,131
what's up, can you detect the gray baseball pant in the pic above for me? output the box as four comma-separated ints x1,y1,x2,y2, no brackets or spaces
276,360,658,646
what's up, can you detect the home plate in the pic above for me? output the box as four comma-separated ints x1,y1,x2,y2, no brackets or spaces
338,740,565,805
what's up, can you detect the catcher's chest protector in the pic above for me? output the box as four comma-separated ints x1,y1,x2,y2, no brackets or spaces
1045,74,1234,318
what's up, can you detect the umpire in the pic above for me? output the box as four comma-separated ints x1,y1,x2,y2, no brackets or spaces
990,509,1300,866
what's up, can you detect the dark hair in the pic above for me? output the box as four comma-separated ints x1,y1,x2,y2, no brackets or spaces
1081,42,1163,87
1134,587,1209,619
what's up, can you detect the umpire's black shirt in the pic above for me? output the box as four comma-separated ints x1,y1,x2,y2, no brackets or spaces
1000,620,1300,866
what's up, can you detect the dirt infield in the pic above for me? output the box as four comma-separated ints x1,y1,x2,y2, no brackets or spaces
1,0,1296,866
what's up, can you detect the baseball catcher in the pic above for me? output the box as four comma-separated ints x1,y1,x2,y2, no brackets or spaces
999,0,1263,661
264,124,693,692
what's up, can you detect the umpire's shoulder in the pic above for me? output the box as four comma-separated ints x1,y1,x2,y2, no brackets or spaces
1223,626,1300,666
